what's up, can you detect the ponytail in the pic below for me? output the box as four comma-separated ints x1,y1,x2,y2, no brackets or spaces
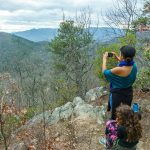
125,57,132,63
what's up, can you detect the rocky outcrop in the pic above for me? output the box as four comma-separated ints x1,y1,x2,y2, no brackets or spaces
85,87,107,102
48,96,106,125
25,87,106,127
26,110,52,126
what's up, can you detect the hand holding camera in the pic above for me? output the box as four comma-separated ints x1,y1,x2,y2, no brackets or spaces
108,52,113,57
103,52,114,60
104,51,121,61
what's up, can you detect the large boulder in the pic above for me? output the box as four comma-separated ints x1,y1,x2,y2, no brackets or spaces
73,101,106,124
73,103,95,118
26,110,52,126
59,102,74,119
85,86,106,102
49,102,73,125
93,105,106,124
72,97,85,106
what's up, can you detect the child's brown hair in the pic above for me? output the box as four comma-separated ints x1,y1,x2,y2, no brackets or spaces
116,104,142,142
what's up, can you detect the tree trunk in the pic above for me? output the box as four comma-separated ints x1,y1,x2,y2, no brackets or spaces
75,62,85,98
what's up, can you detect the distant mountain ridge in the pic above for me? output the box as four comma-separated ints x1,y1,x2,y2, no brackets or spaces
13,28,58,42
0,32,50,72
12,27,123,42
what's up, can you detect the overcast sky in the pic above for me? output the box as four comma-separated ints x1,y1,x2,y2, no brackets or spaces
0,0,143,32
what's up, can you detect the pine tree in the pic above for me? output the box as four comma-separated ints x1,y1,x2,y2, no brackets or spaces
50,20,94,100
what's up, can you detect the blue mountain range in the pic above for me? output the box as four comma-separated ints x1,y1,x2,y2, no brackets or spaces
12,27,124,42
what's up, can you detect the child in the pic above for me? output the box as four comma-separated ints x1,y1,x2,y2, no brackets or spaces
100,104,142,150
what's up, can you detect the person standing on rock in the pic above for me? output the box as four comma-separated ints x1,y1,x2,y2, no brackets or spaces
102,45,137,120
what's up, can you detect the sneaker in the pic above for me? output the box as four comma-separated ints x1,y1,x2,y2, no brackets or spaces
99,137,106,147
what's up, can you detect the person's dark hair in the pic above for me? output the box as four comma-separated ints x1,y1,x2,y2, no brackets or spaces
120,45,136,63
116,104,142,142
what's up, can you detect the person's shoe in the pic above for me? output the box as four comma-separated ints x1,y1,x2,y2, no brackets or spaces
99,137,106,147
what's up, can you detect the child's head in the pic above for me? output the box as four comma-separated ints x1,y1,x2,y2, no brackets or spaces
116,104,142,142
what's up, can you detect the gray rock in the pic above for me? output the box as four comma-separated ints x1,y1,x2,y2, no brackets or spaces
72,97,85,106
85,87,104,102
93,105,106,124
59,102,74,119
73,102,106,124
49,102,73,124
27,110,52,126
74,103,95,117
49,107,62,124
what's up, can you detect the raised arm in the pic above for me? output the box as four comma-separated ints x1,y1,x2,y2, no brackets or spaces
112,52,121,61
102,52,108,72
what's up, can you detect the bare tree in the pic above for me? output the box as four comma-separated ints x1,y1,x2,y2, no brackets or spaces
38,75,50,150
0,73,19,150
104,0,138,35
0,93,8,150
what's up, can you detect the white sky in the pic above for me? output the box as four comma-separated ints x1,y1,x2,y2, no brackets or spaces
0,0,144,32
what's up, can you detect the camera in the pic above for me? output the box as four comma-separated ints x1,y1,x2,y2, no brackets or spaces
108,52,113,57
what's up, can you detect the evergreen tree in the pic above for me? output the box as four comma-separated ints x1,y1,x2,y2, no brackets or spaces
50,20,94,100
